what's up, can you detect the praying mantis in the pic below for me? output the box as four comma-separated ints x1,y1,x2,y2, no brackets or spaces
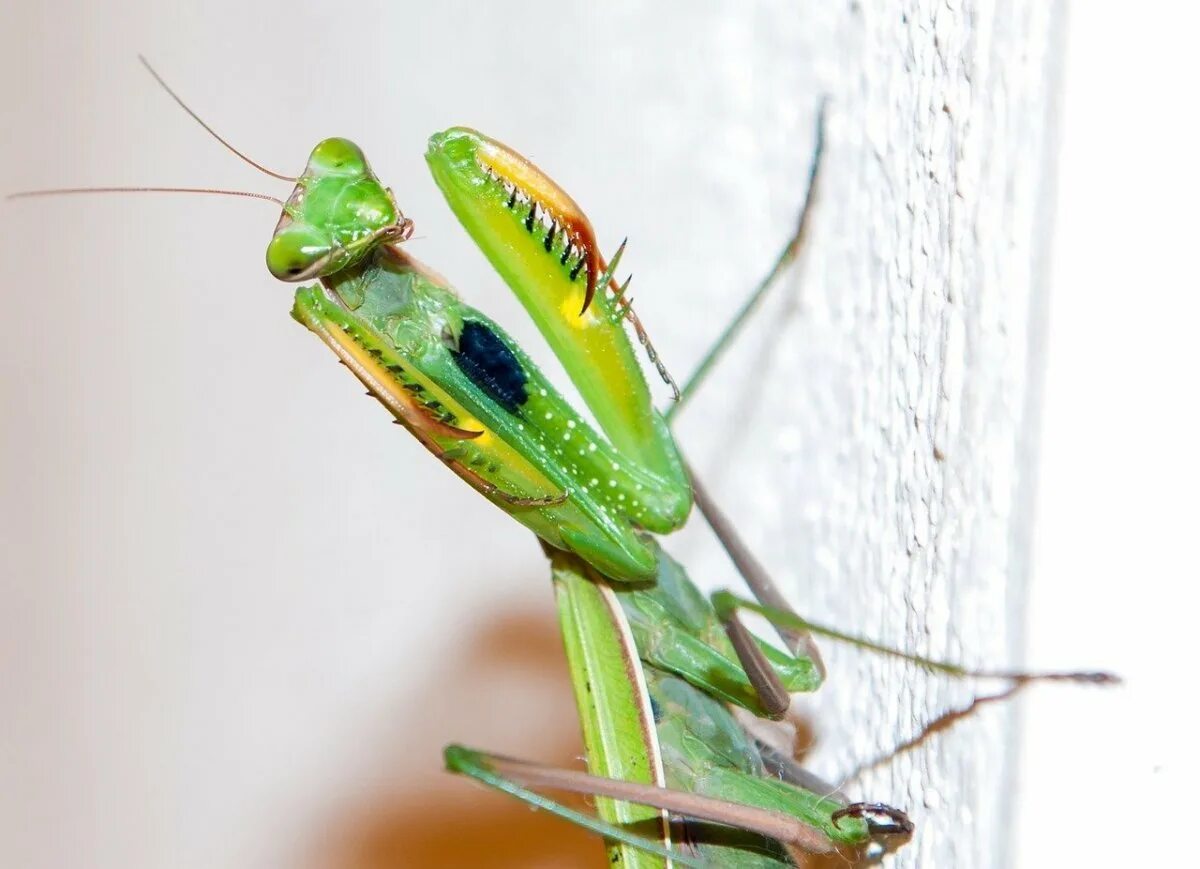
275,116,912,864
7,58,1115,868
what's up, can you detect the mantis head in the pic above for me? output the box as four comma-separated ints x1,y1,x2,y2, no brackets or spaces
8,63,416,285
267,138,413,282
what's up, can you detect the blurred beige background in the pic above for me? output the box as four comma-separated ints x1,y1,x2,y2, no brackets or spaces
2,2,1196,868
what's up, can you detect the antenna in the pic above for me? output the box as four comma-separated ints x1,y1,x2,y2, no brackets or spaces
137,55,297,182
6,186,284,206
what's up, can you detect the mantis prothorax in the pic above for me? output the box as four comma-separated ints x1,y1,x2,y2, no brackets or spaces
8,58,1118,867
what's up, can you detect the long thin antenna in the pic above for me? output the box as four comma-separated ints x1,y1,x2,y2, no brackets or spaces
6,186,284,206
137,55,296,182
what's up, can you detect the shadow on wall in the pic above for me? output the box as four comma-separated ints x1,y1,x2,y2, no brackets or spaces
309,605,608,869
323,781,603,869
301,596,834,869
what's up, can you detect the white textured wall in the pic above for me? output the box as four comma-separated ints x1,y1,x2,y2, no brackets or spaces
5,3,1186,869
669,4,1062,868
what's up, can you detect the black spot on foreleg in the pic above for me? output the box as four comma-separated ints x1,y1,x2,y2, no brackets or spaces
451,321,529,414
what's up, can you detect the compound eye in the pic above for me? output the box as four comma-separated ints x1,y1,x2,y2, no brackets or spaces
348,180,399,232
266,224,332,281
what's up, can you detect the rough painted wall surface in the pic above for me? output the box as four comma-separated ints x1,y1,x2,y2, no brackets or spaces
0,2,1062,868
667,3,1065,867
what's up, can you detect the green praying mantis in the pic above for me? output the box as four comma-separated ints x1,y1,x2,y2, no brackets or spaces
8,59,1117,868
278,116,904,866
